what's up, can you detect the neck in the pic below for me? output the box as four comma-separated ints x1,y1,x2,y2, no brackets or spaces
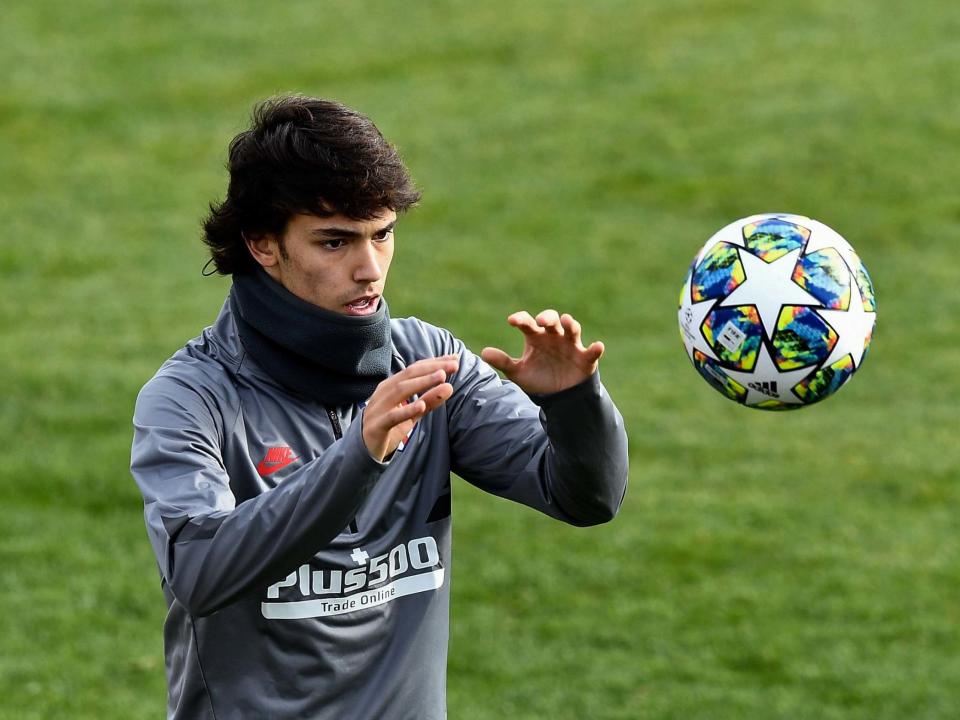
230,268,392,406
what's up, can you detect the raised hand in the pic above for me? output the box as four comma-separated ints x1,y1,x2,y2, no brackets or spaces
481,310,604,395
362,355,459,462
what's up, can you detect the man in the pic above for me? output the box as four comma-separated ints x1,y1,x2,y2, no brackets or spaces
131,95,629,719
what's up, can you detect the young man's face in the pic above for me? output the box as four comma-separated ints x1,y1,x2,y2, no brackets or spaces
247,210,397,316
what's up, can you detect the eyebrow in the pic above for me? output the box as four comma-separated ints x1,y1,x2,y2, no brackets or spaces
310,220,396,240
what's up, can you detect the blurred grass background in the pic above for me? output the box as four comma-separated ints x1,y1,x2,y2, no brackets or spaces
1,1,958,718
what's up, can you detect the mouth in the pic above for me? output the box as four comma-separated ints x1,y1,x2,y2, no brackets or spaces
343,295,380,316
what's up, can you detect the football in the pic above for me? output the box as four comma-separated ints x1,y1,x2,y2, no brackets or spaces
678,214,876,410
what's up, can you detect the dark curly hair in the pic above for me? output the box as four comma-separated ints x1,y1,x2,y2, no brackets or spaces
202,95,421,275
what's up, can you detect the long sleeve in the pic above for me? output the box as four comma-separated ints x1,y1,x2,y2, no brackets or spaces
446,341,629,526
130,376,388,617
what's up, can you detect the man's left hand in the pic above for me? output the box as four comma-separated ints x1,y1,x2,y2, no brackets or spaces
481,310,604,395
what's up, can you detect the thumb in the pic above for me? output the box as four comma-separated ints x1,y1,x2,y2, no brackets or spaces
480,347,518,375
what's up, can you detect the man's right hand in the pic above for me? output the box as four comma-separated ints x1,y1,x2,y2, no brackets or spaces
361,355,459,462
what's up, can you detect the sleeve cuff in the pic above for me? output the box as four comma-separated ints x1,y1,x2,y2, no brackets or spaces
347,411,393,470
526,371,603,409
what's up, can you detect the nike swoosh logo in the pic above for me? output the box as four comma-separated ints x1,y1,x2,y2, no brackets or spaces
257,456,298,476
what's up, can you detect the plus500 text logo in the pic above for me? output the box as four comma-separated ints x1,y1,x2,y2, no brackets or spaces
263,536,443,619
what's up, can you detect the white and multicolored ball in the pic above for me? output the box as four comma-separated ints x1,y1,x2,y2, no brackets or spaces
678,213,876,410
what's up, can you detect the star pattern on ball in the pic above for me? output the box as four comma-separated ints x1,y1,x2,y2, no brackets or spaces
721,344,815,406
720,248,821,337
678,274,720,362
804,230,862,274
679,298,720,362
816,277,876,368
697,231,745,261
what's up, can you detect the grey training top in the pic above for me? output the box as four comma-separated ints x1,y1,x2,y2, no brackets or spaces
130,300,629,720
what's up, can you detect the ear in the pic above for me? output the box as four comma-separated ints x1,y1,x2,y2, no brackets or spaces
244,232,282,269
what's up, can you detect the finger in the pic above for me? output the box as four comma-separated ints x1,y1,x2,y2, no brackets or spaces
389,368,453,404
560,313,582,346
507,311,543,337
480,347,519,374
387,382,453,428
381,398,427,428
584,340,605,363
400,356,461,379
417,382,454,412
379,359,458,394
535,309,563,335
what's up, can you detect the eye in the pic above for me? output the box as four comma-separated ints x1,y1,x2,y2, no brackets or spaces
373,228,394,242
321,239,346,250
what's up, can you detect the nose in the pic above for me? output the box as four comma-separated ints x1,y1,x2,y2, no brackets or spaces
353,241,383,284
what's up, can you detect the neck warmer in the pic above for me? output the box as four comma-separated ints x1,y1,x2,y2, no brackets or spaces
230,269,392,406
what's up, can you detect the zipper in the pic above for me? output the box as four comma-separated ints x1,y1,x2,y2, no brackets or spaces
326,408,343,440
326,407,359,535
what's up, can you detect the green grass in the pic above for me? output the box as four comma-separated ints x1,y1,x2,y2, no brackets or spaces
2,0,959,717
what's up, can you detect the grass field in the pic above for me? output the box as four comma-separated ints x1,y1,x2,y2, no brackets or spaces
2,1,959,718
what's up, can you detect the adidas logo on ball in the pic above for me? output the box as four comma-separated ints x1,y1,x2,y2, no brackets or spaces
748,381,779,397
